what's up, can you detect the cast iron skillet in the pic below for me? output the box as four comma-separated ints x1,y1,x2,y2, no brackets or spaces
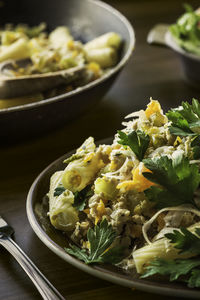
0,0,135,142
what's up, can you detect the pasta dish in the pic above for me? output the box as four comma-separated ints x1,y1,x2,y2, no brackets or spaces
0,23,121,103
47,98,200,288
0,23,121,75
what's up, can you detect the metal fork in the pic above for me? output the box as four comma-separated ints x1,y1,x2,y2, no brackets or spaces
0,215,65,300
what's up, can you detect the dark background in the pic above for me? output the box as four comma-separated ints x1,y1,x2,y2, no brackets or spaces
1,0,200,299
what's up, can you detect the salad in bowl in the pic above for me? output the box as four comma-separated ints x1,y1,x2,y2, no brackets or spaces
148,4,200,87
170,4,200,56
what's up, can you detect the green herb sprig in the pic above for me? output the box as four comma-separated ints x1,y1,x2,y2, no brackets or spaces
143,154,200,208
118,130,150,161
65,219,124,264
142,228,200,288
73,185,93,211
166,99,200,136
53,186,65,197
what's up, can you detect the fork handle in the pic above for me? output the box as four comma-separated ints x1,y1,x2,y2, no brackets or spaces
0,236,66,300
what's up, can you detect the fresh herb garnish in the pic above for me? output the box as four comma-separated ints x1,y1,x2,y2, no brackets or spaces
53,186,65,197
142,228,200,288
191,135,200,159
73,185,93,211
166,99,200,136
166,227,200,255
117,130,150,161
142,258,200,287
143,154,200,208
65,218,124,264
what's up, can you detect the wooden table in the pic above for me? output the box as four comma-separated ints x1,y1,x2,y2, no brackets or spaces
1,0,200,299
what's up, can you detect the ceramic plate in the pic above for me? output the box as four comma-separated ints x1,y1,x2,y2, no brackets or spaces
27,138,200,299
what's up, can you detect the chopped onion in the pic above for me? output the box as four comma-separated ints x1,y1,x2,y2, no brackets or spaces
142,205,200,245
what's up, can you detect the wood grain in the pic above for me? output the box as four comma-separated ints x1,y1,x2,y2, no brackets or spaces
1,0,200,299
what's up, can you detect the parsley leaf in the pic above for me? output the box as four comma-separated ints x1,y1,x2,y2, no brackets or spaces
65,219,124,264
73,185,93,211
165,228,200,255
117,130,150,161
65,245,91,264
188,269,200,288
53,186,65,197
191,135,200,159
143,155,200,208
142,228,200,288
166,99,200,136
142,258,200,283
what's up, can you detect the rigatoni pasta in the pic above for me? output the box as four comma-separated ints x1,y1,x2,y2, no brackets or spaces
133,222,200,273
0,24,122,74
84,32,121,68
48,171,79,231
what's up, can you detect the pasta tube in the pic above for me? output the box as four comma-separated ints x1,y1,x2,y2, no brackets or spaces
0,38,30,62
62,152,104,193
48,171,79,231
133,222,200,273
76,136,96,153
94,177,118,200
49,26,73,49
85,47,117,68
84,32,121,51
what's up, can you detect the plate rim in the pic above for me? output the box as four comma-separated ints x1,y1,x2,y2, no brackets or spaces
26,138,200,299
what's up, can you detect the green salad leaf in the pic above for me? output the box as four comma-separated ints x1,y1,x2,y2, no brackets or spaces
142,228,200,288
184,3,194,13
65,219,124,264
143,154,200,208
117,130,150,161
169,4,200,55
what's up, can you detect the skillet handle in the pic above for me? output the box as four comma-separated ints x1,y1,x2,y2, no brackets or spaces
147,24,170,46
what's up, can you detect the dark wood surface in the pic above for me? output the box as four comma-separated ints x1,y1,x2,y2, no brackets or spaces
1,0,200,299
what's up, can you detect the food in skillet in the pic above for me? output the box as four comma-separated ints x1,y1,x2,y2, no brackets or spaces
0,23,121,74
48,98,200,288
170,4,200,55
0,23,121,103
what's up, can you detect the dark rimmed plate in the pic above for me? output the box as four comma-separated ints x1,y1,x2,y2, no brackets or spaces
0,0,135,142
26,138,200,299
